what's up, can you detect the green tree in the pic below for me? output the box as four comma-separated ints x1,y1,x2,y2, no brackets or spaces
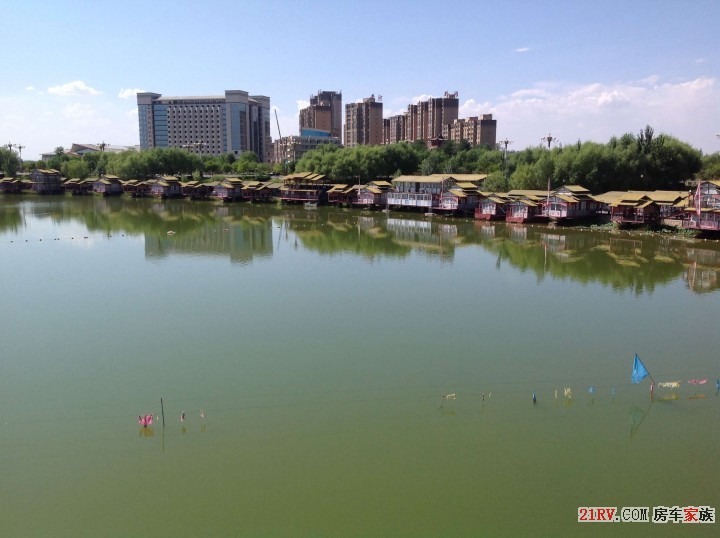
0,147,20,176
420,151,444,175
47,147,69,171
699,153,720,180
509,163,540,190
62,159,91,180
483,170,507,192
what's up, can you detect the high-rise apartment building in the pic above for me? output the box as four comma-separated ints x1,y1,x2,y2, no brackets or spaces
443,115,497,148
344,96,383,147
299,90,342,140
427,93,459,140
381,92,496,149
137,90,272,162
381,92,459,146
383,115,405,145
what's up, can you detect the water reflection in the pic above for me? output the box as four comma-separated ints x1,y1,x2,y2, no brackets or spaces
3,195,720,293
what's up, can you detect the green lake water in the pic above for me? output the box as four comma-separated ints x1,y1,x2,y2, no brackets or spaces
1,195,719,537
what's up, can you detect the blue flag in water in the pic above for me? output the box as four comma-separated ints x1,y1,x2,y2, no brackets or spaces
631,354,649,384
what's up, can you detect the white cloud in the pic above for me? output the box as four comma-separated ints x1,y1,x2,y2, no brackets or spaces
118,88,144,99
47,80,101,96
62,103,103,126
265,102,304,139
460,98,492,117
411,93,433,104
25,86,35,91
633,75,660,86
510,88,549,100
479,76,719,152
515,47,530,53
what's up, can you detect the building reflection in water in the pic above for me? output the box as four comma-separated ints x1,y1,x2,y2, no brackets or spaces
2,194,720,294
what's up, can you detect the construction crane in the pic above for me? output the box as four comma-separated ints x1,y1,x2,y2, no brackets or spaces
274,108,286,174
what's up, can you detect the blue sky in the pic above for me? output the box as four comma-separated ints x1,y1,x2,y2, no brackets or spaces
2,0,719,160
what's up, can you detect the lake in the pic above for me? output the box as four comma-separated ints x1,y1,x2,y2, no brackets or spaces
1,194,718,537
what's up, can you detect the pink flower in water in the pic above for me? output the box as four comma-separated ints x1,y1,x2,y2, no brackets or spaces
137,414,154,427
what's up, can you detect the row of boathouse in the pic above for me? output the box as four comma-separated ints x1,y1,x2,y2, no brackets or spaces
1,169,719,232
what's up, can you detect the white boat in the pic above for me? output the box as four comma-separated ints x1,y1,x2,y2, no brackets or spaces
304,201,318,209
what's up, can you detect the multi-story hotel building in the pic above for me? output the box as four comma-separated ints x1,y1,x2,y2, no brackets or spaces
137,90,272,162
443,115,497,148
344,95,383,147
299,90,342,140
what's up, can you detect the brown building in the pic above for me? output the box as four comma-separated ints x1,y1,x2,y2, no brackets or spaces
299,90,342,140
344,95,383,147
383,115,405,144
426,93,459,140
381,92,460,146
443,114,497,148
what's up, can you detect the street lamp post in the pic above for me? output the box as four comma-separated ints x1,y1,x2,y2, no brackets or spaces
540,134,558,206
14,144,25,171
497,138,513,192
5,142,25,173
541,133,559,149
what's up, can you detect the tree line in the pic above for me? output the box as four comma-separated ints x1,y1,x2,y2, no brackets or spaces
293,126,708,192
13,146,272,182
2,125,718,193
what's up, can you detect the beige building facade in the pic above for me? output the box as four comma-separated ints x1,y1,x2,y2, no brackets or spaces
137,90,272,162
271,133,341,164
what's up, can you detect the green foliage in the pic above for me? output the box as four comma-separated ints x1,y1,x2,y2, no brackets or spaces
291,130,703,190
47,147,70,171
510,163,542,190
295,142,423,183
62,159,91,180
12,126,706,190
483,170,507,192
0,147,21,176
699,153,720,180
